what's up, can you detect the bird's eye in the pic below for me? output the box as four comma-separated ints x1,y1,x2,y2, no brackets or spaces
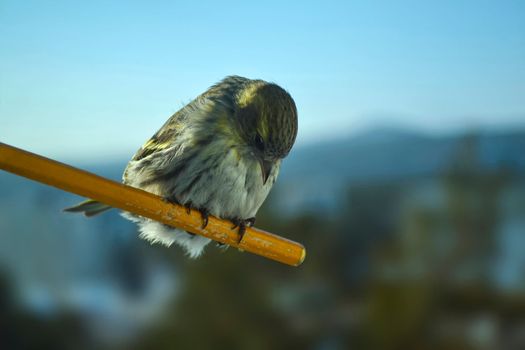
254,133,265,151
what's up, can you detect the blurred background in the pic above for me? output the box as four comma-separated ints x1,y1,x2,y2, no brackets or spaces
1,1,524,349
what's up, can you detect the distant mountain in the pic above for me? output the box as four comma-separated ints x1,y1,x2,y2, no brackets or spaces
272,128,525,213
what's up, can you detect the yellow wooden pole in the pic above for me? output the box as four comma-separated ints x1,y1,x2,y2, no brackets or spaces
0,142,305,266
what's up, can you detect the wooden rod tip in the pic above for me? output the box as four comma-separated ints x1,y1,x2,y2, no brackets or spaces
298,246,306,266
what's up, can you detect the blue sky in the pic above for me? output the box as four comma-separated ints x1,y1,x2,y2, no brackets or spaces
1,0,524,161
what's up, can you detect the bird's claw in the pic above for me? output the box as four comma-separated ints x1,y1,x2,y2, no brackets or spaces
181,201,209,228
161,196,179,205
199,208,210,229
183,201,194,215
245,217,256,227
230,217,256,242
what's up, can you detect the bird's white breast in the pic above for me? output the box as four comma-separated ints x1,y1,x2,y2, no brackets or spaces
180,146,279,221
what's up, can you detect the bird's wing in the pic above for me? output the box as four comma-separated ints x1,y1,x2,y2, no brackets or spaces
131,77,243,162
123,77,242,186
123,92,222,187
132,109,188,161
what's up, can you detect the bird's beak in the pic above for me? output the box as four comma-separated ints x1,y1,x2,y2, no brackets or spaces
258,158,273,185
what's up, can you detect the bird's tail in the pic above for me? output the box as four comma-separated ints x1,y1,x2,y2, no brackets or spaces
64,199,112,217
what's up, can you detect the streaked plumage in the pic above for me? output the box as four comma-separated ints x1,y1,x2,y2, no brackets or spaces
65,76,298,257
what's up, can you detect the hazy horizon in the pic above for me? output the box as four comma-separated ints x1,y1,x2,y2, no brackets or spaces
2,0,524,161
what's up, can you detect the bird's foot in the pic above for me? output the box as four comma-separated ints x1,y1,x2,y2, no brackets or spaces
198,208,210,229
185,203,192,215
230,217,256,242
184,202,210,229
161,196,180,205
182,201,209,229
245,217,256,227
163,197,199,232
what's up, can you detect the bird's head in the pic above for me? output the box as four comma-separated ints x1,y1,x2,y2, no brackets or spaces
234,81,298,184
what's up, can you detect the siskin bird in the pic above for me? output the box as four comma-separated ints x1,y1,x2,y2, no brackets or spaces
65,75,298,258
